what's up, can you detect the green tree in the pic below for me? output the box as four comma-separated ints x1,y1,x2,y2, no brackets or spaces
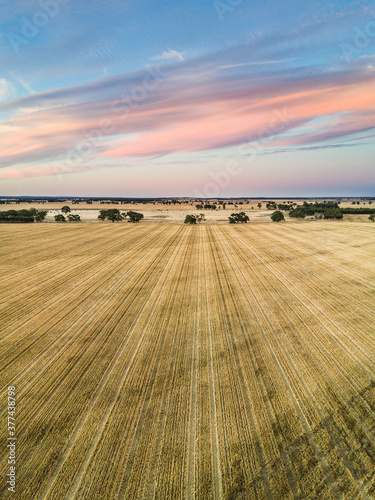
34,211,47,222
257,203,262,209
68,214,81,222
0,209,35,223
340,207,375,215
54,214,66,222
289,208,306,218
196,213,205,223
98,209,125,222
324,208,343,219
127,211,144,222
228,212,249,223
369,214,375,222
61,206,71,214
266,202,277,210
277,203,291,211
184,214,197,224
98,210,107,221
107,209,124,222
271,211,285,222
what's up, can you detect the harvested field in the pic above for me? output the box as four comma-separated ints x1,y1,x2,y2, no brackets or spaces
0,222,375,499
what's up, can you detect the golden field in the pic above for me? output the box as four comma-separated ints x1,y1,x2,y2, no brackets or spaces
0,222,374,499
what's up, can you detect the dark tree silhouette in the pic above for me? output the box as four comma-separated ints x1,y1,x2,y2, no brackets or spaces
228,212,249,223
271,211,285,222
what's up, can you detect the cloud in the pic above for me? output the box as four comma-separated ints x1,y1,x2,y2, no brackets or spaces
0,163,98,181
152,49,185,61
0,79,16,101
9,71,35,94
218,59,294,69
261,141,370,155
0,30,374,177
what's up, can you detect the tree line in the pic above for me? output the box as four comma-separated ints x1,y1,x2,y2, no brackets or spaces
0,208,47,223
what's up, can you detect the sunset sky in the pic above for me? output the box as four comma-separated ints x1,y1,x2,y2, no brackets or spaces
0,0,374,197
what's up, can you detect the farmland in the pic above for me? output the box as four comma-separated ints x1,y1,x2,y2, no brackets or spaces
2,198,374,224
0,222,375,499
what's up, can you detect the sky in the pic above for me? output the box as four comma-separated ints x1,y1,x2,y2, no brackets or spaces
0,0,374,197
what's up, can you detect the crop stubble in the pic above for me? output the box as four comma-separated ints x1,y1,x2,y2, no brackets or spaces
0,222,374,499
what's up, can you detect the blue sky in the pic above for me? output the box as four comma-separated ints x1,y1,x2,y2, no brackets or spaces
0,0,374,196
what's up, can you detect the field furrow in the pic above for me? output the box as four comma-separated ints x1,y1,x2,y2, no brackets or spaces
1,222,374,499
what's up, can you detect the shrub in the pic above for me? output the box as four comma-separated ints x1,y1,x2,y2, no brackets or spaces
266,202,277,210
184,215,197,224
271,211,285,222
277,204,291,211
127,211,144,222
341,208,375,214
324,208,343,219
228,212,249,223
67,214,81,222
54,214,66,222
98,209,125,222
34,211,47,222
289,208,306,218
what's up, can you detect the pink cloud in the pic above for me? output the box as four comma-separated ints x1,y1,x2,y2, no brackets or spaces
96,79,375,158
0,166,53,180
0,57,374,177
0,164,94,180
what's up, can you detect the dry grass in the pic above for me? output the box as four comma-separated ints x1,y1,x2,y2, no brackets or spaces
0,222,374,499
